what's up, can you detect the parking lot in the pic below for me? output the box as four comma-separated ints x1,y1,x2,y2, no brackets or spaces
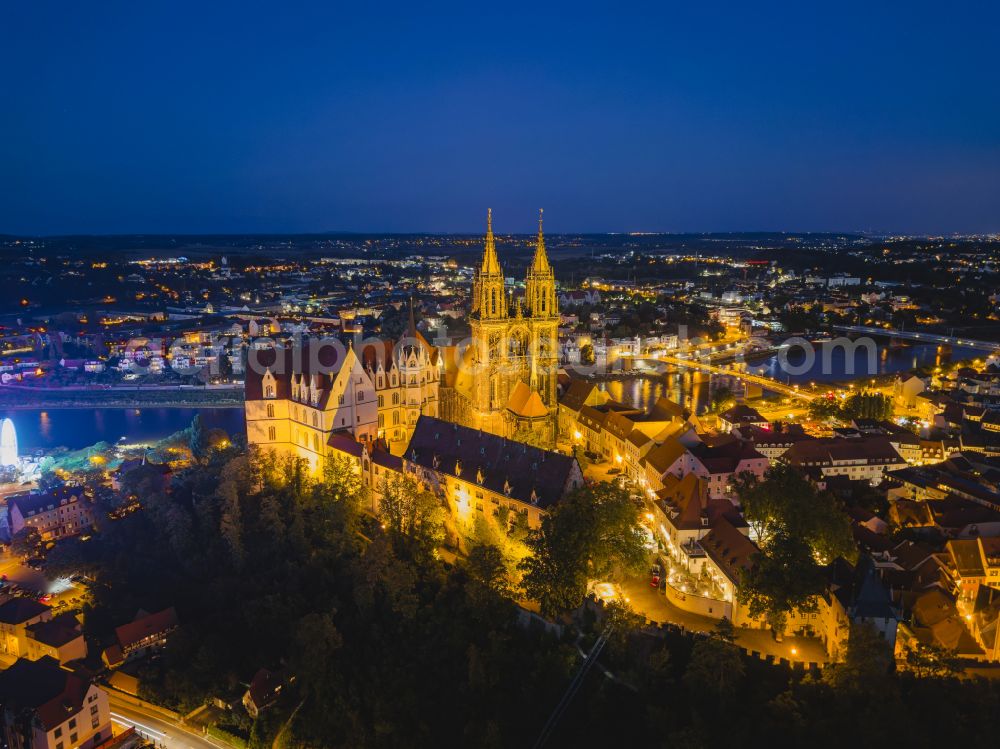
0,550,87,610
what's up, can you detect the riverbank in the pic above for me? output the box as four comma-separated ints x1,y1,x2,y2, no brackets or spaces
0,386,244,410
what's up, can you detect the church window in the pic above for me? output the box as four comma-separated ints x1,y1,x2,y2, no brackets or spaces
265,385,274,398
268,426,276,441
312,412,317,427
266,403,274,418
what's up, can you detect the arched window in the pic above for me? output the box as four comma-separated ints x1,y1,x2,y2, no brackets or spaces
266,403,274,418
378,394,384,408
312,412,317,427
490,289,496,315
267,426,276,441
313,434,319,451
392,392,400,405
378,413,384,428
393,412,400,425
265,385,274,398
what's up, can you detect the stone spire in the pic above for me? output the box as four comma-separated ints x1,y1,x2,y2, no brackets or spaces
529,208,551,274
525,208,556,318
472,208,507,319
480,207,502,275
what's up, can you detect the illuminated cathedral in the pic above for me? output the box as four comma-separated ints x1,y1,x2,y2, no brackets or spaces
441,210,559,446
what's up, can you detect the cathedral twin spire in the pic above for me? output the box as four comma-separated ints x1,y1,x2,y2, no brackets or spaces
473,209,556,320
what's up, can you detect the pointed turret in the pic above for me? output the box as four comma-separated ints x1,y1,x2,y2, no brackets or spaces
525,208,556,318
529,208,551,274
480,207,502,275
471,208,507,319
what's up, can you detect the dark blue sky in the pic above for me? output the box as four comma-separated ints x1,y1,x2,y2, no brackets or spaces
2,1,998,235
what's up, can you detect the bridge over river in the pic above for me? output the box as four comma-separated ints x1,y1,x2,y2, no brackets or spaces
620,354,818,402
832,325,1000,353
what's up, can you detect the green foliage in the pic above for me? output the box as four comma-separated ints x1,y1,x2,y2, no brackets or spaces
904,642,962,679
188,414,207,459
809,390,894,423
735,463,856,563
579,342,595,365
709,386,736,414
10,527,41,557
683,628,746,701
735,464,855,633
840,390,894,421
739,531,823,633
519,482,646,618
376,473,446,563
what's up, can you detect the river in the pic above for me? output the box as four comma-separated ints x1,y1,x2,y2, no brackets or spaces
601,342,981,414
1,407,246,452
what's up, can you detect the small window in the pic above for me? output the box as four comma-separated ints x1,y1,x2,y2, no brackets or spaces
266,403,275,418
268,426,276,441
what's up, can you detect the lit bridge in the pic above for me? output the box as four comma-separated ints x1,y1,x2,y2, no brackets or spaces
623,354,818,402
832,325,1000,352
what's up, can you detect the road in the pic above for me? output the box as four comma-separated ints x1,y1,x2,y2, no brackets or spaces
108,696,228,749
619,575,828,664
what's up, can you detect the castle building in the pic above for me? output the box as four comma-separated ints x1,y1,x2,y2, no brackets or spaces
244,313,439,474
246,210,558,472
441,210,559,446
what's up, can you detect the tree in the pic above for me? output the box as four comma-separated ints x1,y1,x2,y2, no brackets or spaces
519,482,646,617
466,543,513,602
188,414,208,459
683,622,746,700
377,474,445,561
904,642,961,679
10,528,41,558
823,621,895,691
580,343,595,365
735,463,856,564
710,386,736,414
739,531,824,634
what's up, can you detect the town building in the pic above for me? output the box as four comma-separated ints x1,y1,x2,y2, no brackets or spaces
7,488,96,542
403,415,584,530
101,607,179,669
0,656,112,749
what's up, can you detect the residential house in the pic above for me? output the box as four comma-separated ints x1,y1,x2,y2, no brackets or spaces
7,488,96,542
102,607,179,668
0,656,112,749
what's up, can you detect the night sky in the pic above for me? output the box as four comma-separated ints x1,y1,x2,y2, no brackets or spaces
2,1,998,235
